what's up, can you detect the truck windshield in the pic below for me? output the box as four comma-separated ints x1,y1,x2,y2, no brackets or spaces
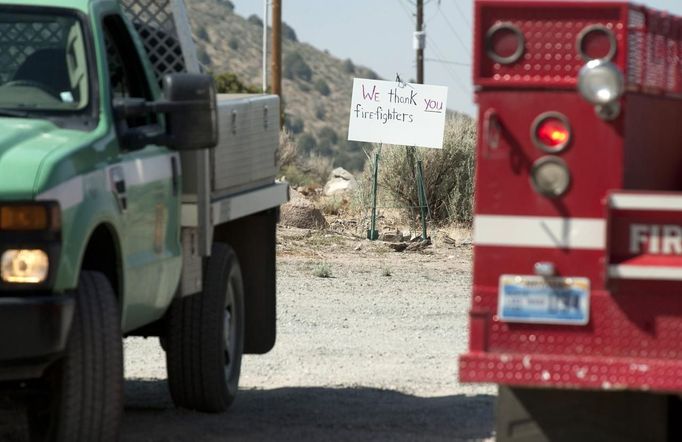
0,10,89,112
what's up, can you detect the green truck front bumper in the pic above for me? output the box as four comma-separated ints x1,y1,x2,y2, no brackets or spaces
0,294,74,381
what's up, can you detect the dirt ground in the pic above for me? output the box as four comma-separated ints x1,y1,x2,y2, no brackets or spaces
122,226,495,441
1,225,496,441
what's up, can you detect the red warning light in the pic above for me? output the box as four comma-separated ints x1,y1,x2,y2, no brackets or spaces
531,113,572,153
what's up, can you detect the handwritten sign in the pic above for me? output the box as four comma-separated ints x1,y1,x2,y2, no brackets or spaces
347,78,448,149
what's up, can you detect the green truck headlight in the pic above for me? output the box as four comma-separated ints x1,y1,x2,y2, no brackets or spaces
1,249,49,284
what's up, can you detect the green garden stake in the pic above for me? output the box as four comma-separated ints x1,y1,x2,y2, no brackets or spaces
418,160,430,219
367,151,380,241
416,159,428,240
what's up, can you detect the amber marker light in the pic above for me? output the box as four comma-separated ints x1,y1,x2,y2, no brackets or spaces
0,205,55,231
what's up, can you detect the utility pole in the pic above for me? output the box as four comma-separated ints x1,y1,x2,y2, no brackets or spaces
415,0,425,84
262,0,269,93
271,0,282,98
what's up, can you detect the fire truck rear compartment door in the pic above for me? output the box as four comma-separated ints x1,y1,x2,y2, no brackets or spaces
607,191,682,281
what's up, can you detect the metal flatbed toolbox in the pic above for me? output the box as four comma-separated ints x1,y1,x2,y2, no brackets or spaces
182,94,280,197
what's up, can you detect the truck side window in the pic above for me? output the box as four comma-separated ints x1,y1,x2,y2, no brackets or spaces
102,15,155,127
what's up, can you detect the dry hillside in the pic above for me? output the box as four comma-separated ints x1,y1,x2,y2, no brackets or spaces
187,0,379,171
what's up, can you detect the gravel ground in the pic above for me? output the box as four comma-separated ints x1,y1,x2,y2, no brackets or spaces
122,228,495,441
0,228,496,441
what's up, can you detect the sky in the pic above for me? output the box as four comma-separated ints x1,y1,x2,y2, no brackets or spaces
230,0,682,116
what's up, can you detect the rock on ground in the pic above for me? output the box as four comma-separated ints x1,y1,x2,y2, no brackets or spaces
280,197,328,229
324,167,357,196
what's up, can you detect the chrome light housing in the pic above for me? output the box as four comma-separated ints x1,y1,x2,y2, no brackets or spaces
531,157,571,198
578,59,624,104
578,59,624,120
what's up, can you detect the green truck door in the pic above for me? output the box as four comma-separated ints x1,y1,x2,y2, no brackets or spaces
102,14,181,330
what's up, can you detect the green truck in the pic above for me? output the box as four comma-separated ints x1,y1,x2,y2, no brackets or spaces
0,0,287,440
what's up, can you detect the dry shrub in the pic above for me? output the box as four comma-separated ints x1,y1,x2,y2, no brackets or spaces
318,195,347,216
361,114,477,225
278,129,298,169
278,130,332,188
303,154,333,187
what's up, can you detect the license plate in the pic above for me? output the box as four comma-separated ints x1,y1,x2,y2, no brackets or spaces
498,275,590,325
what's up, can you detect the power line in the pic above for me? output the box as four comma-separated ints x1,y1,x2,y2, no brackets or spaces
425,34,471,94
398,0,415,24
437,6,471,56
425,57,471,67
452,0,472,31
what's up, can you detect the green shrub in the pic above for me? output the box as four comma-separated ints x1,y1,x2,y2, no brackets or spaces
196,27,209,42
283,52,312,82
281,164,310,187
318,126,338,146
315,104,326,120
284,115,304,134
278,129,297,169
247,14,263,27
315,79,331,96
313,262,332,278
297,133,317,155
362,114,476,225
343,59,355,74
228,38,239,51
213,72,259,94
282,21,298,42
218,0,235,12
197,48,211,66
334,140,366,172
364,69,379,80
319,196,344,216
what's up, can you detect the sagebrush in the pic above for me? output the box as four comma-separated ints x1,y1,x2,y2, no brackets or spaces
359,114,477,225
278,130,333,188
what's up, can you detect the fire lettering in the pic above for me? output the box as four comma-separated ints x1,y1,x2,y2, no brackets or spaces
629,224,682,255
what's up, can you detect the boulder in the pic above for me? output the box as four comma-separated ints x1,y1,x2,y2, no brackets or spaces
324,167,357,196
379,229,405,243
280,198,328,229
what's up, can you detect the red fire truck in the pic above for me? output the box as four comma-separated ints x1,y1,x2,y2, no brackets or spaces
460,1,682,440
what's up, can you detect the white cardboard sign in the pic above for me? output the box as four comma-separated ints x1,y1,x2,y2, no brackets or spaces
347,78,448,149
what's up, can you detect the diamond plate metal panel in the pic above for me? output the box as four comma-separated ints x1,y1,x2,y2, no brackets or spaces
0,21,65,83
120,0,187,82
476,5,624,88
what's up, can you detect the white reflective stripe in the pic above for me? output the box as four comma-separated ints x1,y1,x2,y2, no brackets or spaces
119,154,176,187
610,194,682,211
474,215,606,250
36,175,84,210
36,154,177,210
608,265,682,281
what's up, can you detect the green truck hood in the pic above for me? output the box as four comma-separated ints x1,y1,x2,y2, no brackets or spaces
0,118,94,200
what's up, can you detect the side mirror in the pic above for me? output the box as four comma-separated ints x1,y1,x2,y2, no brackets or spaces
162,73,218,150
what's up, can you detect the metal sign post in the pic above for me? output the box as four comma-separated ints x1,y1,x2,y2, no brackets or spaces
368,148,380,241
415,159,428,240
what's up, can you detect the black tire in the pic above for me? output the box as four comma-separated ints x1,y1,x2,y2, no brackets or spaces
496,386,668,442
166,242,245,412
28,271,123,442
